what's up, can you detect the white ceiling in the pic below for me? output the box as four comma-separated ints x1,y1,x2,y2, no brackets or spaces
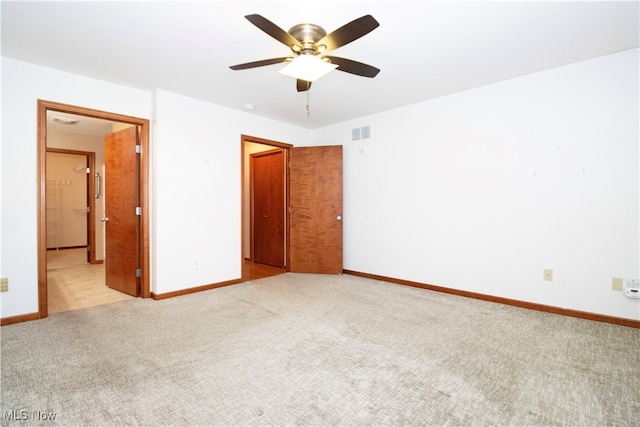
2,1,639,130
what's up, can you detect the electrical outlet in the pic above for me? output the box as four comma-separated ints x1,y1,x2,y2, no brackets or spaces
0,278,8,292
543,269,553,281
612,277,623,291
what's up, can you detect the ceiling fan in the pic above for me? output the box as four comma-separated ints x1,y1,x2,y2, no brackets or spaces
230,14,380,92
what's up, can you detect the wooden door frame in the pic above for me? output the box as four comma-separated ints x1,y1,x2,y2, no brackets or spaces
241,135,292,280
45,148,96,264
37,100,151,319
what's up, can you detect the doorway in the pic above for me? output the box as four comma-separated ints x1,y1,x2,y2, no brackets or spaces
37,100,151,318
242,135,291,281
45,149,93,263
241,135,345,280
251,149,286,268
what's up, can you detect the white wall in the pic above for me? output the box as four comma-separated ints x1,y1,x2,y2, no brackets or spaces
0,58,152,318
314,48,640,320
2,49,638,321
0,58,311,317
151,90,309,295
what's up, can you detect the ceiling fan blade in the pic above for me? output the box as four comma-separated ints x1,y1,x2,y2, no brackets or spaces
324,56,380,78
296,79,312,92
245,14,302,49
229,57,291,70
315,15,379,52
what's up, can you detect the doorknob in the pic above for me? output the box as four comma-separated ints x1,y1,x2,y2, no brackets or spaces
337,215,342,221
101,216,110,223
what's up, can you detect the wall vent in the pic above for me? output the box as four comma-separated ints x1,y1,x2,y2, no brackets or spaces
352,125,371,141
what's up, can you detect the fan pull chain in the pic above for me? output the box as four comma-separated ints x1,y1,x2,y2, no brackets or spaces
306,81,311,118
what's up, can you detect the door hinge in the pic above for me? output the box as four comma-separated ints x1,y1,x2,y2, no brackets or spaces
86,168,90,174
135,144,141,154
86,206,90,213
136,268,142,278
136,206,142,216
87,245,90,251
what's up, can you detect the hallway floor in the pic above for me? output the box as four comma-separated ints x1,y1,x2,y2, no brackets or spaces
242,259,286,281
47,248,134,314
48,249,286,314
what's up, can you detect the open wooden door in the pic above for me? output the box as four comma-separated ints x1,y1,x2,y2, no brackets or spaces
252,149,285,267
104,126,140,296
289,145,343,274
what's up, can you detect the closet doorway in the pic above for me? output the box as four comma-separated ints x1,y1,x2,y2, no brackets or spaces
241,135,345,280
242,135,291,281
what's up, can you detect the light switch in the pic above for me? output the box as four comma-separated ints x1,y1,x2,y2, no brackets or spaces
612,277,623,291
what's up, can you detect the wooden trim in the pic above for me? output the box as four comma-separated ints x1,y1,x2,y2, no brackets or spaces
40,100,149,123
38,101,48,318
242,134,293,149
251,148,286,156
150,279,242,300
46,246,87,251
1,312,41,327
344,270,640,329
138,123,151,298
37,100,151,320
285,147,290,273
249,153,255,262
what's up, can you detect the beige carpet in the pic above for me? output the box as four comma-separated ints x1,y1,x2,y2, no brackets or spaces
1,273,639,426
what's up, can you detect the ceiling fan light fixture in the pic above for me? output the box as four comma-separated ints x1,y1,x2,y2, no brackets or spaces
278,54,338,82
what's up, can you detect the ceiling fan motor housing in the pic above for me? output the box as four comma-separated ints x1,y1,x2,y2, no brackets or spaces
288,23,327,55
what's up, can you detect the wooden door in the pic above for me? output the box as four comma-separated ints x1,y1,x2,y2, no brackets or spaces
252,150,285,267
289,145,343,273
104,126,140,296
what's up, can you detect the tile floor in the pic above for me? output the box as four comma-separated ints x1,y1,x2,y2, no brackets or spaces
47,249,286,314
47,248,134,314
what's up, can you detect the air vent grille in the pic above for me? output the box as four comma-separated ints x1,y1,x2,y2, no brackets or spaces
351,125,371,141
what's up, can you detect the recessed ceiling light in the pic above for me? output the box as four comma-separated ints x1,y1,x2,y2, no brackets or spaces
53,116,80,125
